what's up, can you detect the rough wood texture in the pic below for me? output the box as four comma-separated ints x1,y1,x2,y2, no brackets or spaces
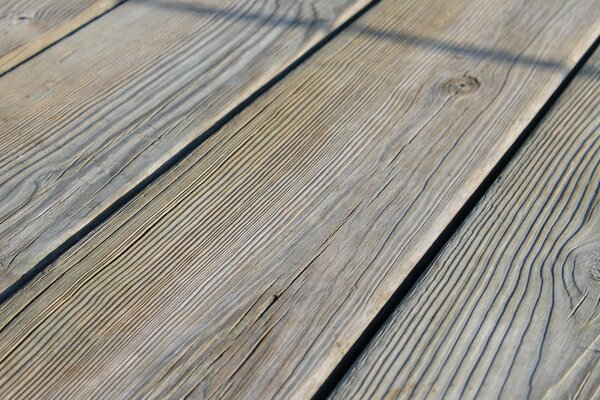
0,0,598,398
0,0,123,75
0,0,371,292
332,48,600,400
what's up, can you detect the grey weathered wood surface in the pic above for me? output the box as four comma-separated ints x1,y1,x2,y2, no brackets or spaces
332,47,600,400
0,0,123,75
0,0,371,292
0,0,598,398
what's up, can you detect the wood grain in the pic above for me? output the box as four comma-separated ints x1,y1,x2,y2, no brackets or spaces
0,0,371,292
332,48,600,400
0,0,598,398
0,0,124,75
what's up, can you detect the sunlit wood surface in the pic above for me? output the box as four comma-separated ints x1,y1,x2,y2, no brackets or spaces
0,0,598,398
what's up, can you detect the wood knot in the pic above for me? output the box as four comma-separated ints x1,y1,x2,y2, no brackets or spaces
13,14,32,24
585,249,600,282
442,74,480,96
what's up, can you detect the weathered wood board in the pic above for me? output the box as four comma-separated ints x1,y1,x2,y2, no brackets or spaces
0,0,123,75
0,0,598,398
332,47,600,400
0,0,371,292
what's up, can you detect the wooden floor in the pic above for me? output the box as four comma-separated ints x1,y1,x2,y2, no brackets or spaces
0,0,598,398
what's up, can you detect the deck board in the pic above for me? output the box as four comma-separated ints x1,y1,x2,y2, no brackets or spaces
0,0,123,75
0,0,371,292
332,47,600,399
0,0,598,398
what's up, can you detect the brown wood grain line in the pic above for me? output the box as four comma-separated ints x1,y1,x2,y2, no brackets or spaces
0,0,124,75
332,46,600,400
0,0,372,292
0,0,598,398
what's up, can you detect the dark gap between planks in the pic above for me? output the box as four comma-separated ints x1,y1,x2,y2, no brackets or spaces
0,1,129,78
0,0,383,303
312,34,600,400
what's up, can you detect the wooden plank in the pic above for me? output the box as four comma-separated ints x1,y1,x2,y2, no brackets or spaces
332,48,600,399
0,0,123,75
0,0,372,292
0,0,598,398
